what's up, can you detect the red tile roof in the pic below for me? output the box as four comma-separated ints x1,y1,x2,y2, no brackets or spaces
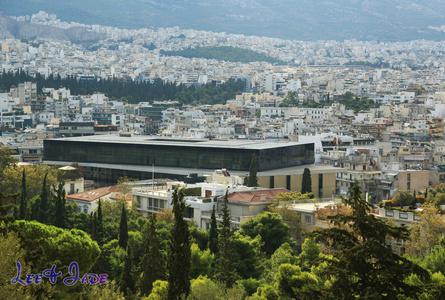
228,188,288,204
66,186,118,202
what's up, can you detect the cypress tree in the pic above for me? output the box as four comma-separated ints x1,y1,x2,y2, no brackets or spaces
38,173,49,223
96,199,104,245
118,203,128,249
140,214,165,296
120,246,135,296
208,205,219,254
167,189,191,300
90,212,97,240
215,191,238,287
29,196,40,221
247,154,258,187
301,168,312,194
19,169,27,219
54,181,66,228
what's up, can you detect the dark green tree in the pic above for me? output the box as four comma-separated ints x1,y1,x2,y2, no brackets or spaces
140,215,165,295
0,193,18,223
241,211,290,256
215,192,239,286
29,196,40,221
301,168,312,194
231,232,263,279
19,169,27,220
37,173,49,223
8,220,100,274
120,246,135,296
96,199,104,245
247,154,258,187
189,225,208,250
90,212,97,240
311,182,429,299
118,203,128,249
54,181,66,228
279,91,299,107
167,188,191,300
393,191,416,207
0,71,246,105
208,205,219,254
276,263,322,299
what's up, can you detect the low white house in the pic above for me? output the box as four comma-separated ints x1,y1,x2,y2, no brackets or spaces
59,165,84,195
66,186,117,214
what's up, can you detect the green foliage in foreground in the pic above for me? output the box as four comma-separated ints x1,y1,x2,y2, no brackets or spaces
2,148,445,300
7,220,100,273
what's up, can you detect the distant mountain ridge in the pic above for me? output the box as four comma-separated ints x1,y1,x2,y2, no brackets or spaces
0,14,104,44
1,0,445,41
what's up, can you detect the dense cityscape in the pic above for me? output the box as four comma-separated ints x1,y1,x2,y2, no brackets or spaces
1,9,445,300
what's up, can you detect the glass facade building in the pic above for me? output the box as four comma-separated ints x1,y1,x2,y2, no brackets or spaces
44,135,315,172
44,136,314,171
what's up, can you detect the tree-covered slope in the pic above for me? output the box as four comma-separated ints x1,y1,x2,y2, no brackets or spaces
161,47,284,64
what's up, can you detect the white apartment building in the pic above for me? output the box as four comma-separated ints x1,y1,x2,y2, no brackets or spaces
133,181,227,228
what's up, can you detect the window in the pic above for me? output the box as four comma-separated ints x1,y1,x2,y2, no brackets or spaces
148,198,152,210
184,207,194,219
269,176,275,188
304,214,312,224
399,212,408,220
385,210,394,217
70,183,75,194
286,175,291,190
318,174,323,197
147,197,165,211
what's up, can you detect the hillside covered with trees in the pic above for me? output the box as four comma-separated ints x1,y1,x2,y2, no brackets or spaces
161,46,285,64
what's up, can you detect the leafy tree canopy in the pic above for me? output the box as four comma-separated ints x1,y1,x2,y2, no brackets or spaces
241,212,290,256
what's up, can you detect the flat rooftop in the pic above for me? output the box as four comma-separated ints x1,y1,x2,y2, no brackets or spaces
47,134,311,150
289,201,339,213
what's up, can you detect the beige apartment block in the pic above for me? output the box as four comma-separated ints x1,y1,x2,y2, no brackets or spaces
396,170,430,192
257,165,339,199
